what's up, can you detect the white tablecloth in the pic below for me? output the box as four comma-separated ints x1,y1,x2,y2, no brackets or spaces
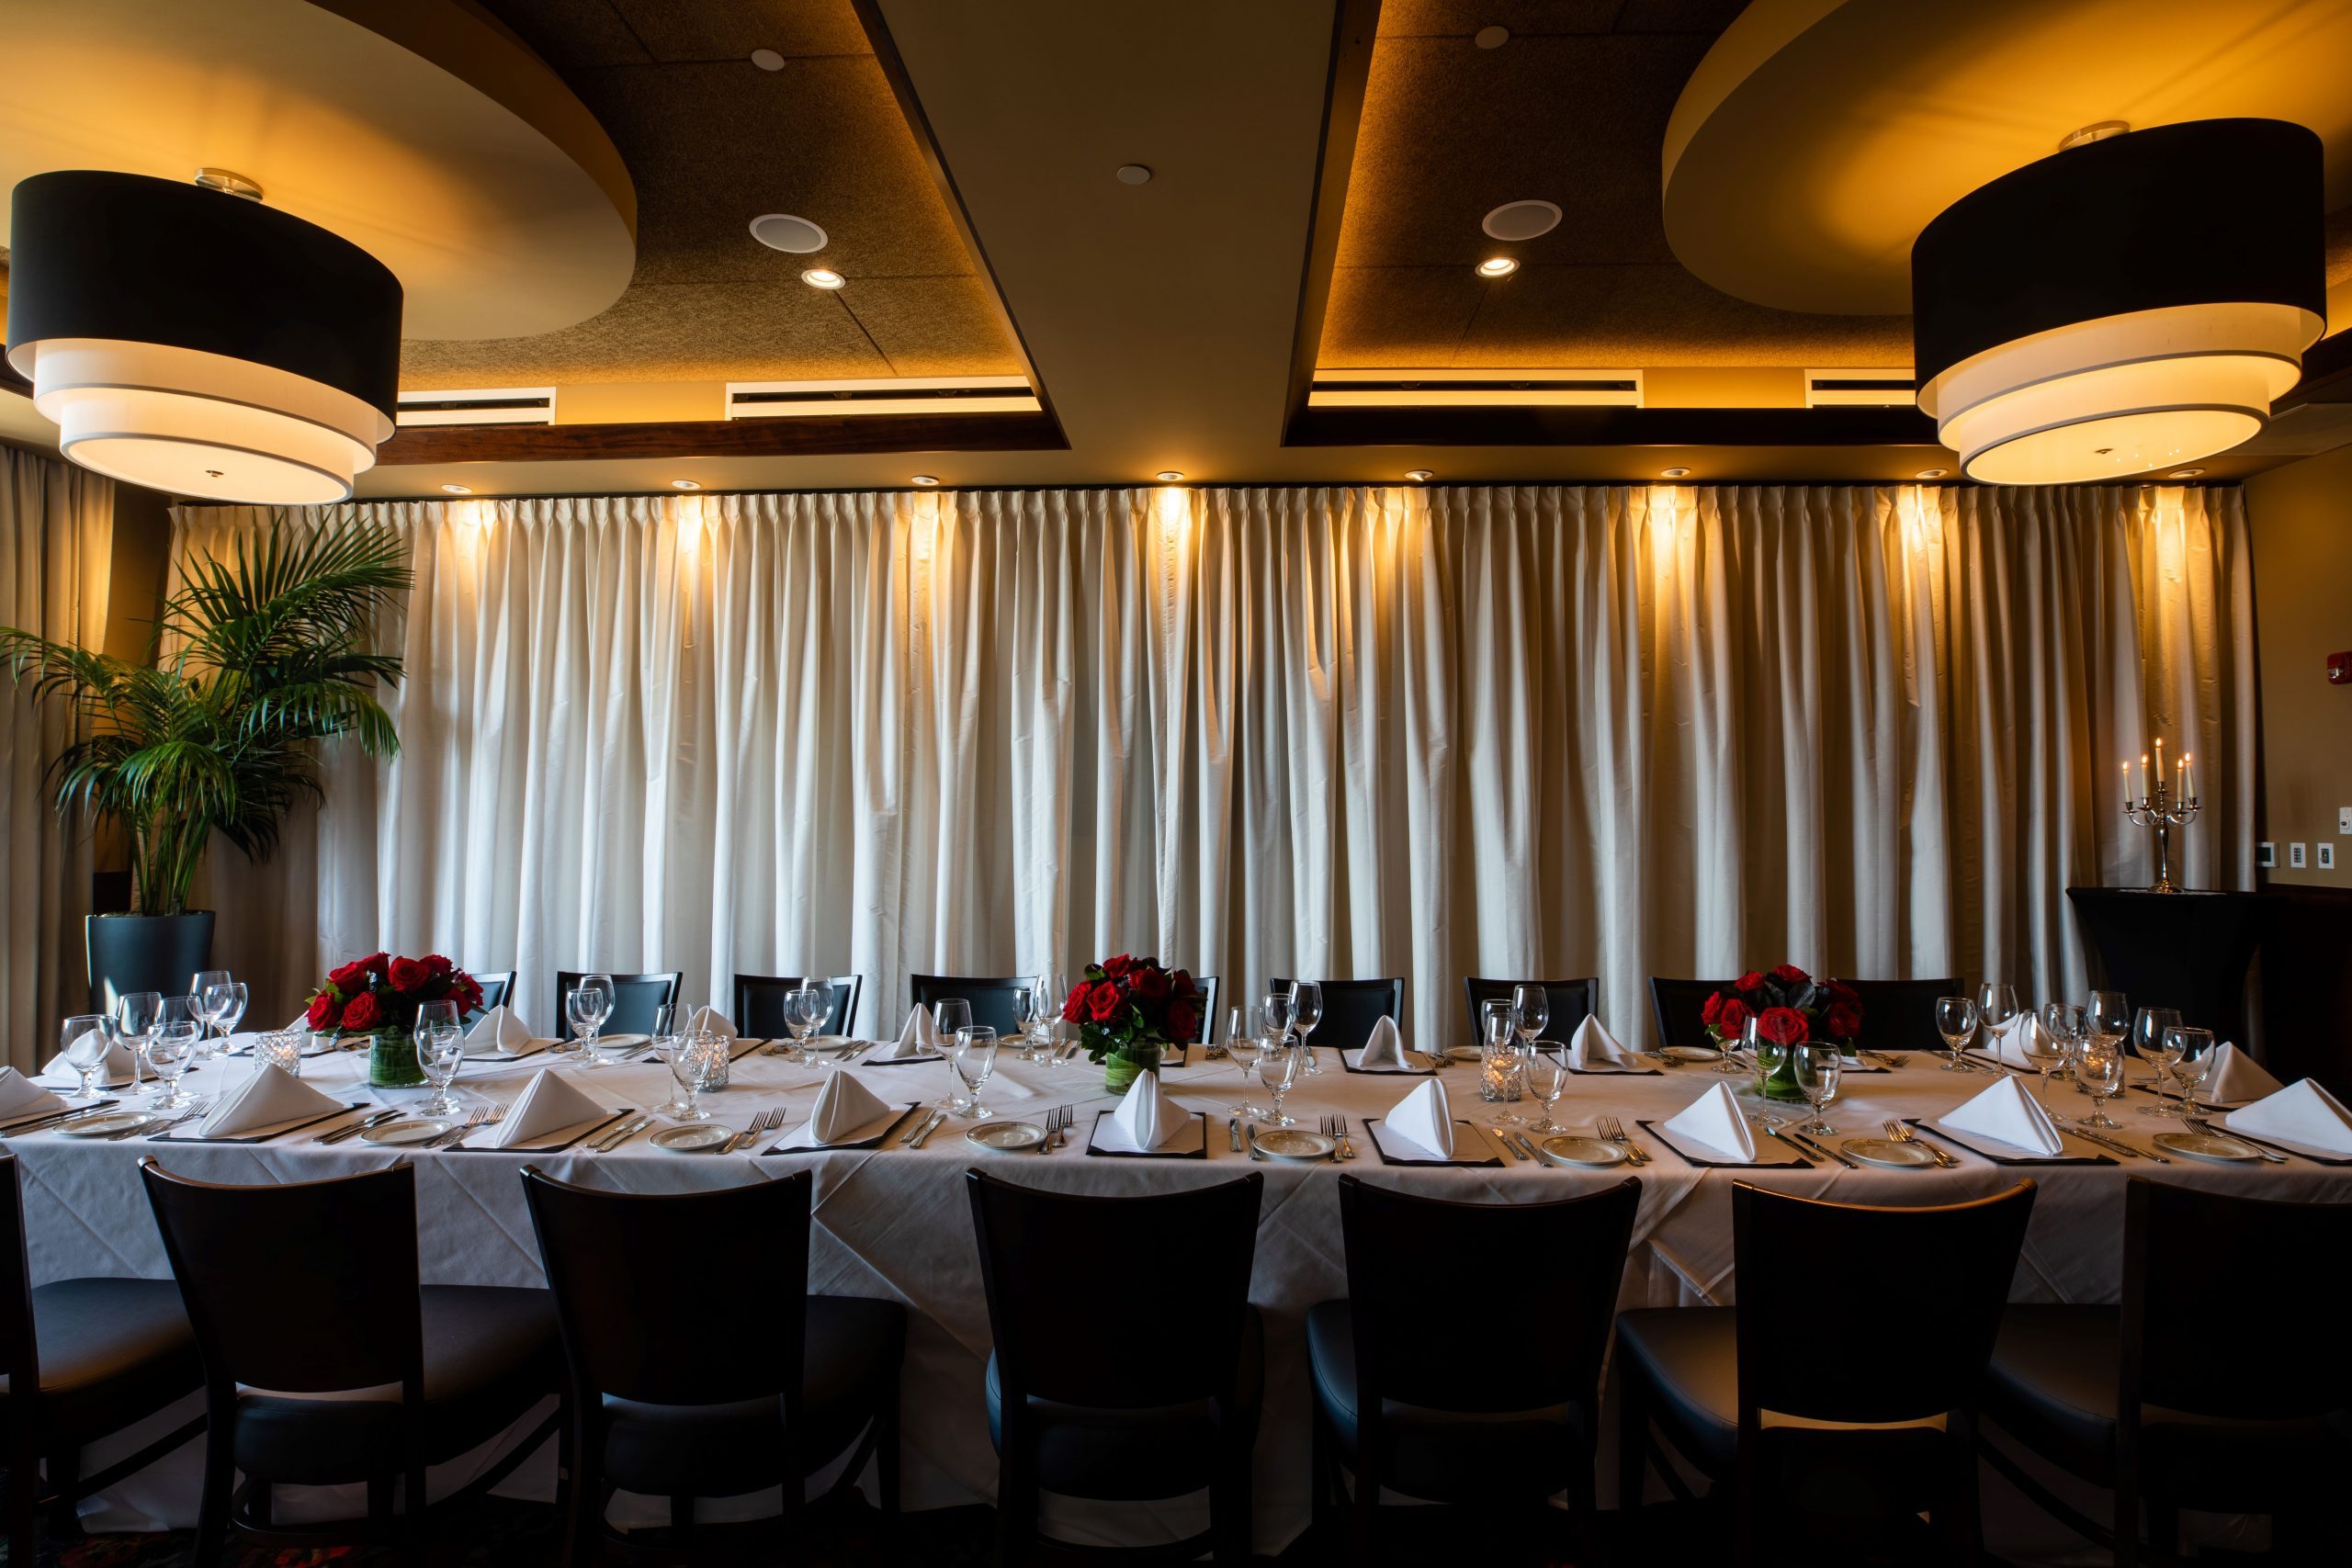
13,1042,2346,1551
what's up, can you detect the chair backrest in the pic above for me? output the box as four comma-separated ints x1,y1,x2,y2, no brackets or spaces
2121,1179,2352,1422
968,1168,1261,1412
1833,977,1962,1053
907,975,1035,1037
1,1156,39,1394
1187,975,1221,1043
1267,977,1402,1054
1461,977,1599,1048
554,971,683,1036
1340,1174,1637,1415
473,971,514,1012
1732,1180,2034,1426
139,1159,423,1395
732,974,863,1039
1647,977,1737,1051
523,1167,808,1408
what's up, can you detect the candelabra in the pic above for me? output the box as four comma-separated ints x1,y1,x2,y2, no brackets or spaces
2123,760,2199,893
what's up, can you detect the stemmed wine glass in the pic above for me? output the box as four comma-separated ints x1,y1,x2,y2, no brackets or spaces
568,975,615,1065
1261,991,1294,1059
1524,1047,1569,1134
1934,995,1979,1070
191,970,232,1060
2076,1036,2126,1129
117,991,164,1098
933,998,971,1055
783,985,829,1066
60,1015,113,1099
1792,1043,1842,1136
1513,982,1554,1062
1290,981,1323,1075
205,980,248,1057
2164,1027,2215,1117
948,1025,998,1119
414,1001,464,1114
2023,1005,2075,1112
147,1019,201,1111
1975,983,2018,1062
1746,1016,1790,1101
2131,1007,2182,1111
1225,1004,1265,1117
670,1033,727,1122
1256,1039,1302,1127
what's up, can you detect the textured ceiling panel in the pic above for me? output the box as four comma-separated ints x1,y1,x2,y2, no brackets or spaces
839,274,1035,378
1453,265,1913,367
607,0,873,60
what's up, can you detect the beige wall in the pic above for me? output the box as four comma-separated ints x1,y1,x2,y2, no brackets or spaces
2246,445,2352,886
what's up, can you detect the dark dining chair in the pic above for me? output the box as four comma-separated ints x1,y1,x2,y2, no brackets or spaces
4,1155,204,1565
1645,976,1740,1051
472,971,514,1013
907,975,1035,1038
967,1168,1264,1562
1982,1181,2352,1565
1615,1180,2036,1567
1833,977,1962,1053
1461,976,1599,1048
1310,1175,1639,1566
520,1167,904,1563
1267,977,1402,1055
1187,975,1221,1043
553,971,683,1037
732,974,864,1039
137,1160,561,1568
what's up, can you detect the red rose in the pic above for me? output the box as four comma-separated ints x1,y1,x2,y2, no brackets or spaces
1062,982,1091,1022
1701,991,1724,1026
1102,954,1134,978
1826,979,1860,1008
1168,1001,1199,1043
388,956,431,992
327,959,368,994
304,992,338,1030
1170,968,1196,998
456,977,484,1012
1087,984,1123,1023
1824,1004,1862,1041
340,990,381,1032
1715,998,1751,1037
1736,971,1766,992
1132,967,1170,1000
1757,1006,1809,1046
363,951,391,978
1770,964,1809,985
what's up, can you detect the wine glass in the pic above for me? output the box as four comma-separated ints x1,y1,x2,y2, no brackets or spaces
60,1014,112,1098
2086,990,2132,1051
782,985,829,1065
947,1025,998,1119
1513,984,1551,1048
1290,981,1323,1075
2131,1007,2182,1109
2165,1027,2215,1117
1934,995,1979,1070
1255,1040,1302,1127
671,1032,726,1122
2076,1036,2125,1129
1792,1043,1842,1136
1975,984,2017,1062
147,1020,200,1111
414,1010,465,1115
1746,1016,1790,1100
204,981,248,1056
933,998,971,1052
191,970,231,1053
117,991,163,1098
2023,1007,2073,1112
1524,1047,1569,1134
1261,991,1294,1054
1225,1004,1265,1116
568,976,615,1065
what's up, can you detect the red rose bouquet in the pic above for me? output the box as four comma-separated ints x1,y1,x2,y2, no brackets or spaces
1702,964,1863,1101
303,952,484,1038
1064,954,1201,1091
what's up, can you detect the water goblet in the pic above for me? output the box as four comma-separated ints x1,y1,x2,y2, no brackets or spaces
191,970,231,1054
1933,995,1979,1070
1290,981,1323,1074
671,1033,727,1122
1524,1047,1569,1134
60,1014,112,1098
2022,1008,2073,1112
566,982,612,1066
947,1025,999,1119
2076,1036,2125,1129
2131,1006,2183,1108
203,980,249,1059
1792,1043,1842,1136
783,985,829,1065
1255,1040,1302,1127
147,1020,201,1111
1976,984,2017,1061
1513,983,1552,1050
2160,1027,2214,1119
1225,1004,1265,1116
415,1019,465,1115
117,991,164,1097
1261,991,1294,1053
1746,1017,1790,1100
933,998,972,1049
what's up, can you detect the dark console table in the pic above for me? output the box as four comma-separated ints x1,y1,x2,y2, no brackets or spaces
2064,887,2272,1049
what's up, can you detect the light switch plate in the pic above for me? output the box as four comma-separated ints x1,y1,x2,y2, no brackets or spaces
2324,844,2338,871
2258,840,2277,867
2290,842,2308,868
2340,807,2352,835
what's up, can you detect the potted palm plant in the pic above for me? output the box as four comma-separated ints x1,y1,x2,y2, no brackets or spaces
0,521,410,1009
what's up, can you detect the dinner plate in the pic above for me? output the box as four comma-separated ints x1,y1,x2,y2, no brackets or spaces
59,1111,159,1138
967,1122,1047,1154
651,1124,734,1154
589,1033,649,1053
1659,1045,1723,1064
1443,1047,1482,1064
2152,1129,2264,1164
1842,1136,1937,1168
1252,1128,1337,1161
361,1118,454,1146
1536,1134,1628,1168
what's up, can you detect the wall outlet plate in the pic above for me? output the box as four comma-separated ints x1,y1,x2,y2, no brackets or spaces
2290,842,2308,869
2259,840,2277,867
2324,844,2338,872
2340,807,2352,835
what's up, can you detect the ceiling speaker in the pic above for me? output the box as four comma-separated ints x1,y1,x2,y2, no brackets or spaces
1482,199,1561,242
749,213,829,254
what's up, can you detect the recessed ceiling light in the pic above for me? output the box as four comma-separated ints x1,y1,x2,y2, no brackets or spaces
1116,164,1153,186
670,479,701,491
1659,467,1692,479
1915,468,1949,479
1476,256,1519,278
750,48,786,71
1475,26,1510,49
1405,469,1434,482
1483,200,1561,242
440,482,472,494
2166,468,2206,478
800,267,845,289
749,213,828,254
910,474,940,486
1154,470,1184,482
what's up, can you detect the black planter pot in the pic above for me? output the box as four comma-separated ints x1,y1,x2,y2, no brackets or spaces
86,912,217,1013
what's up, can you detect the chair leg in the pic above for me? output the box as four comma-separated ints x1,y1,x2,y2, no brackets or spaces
2113,1473,2141,1568
1210,1444,1253,1562
1616,1360,1647,1514
43,1438,79,1537
1731,1435,1761,1568
405,1458,429,1568
8,1425,40,1567
994,1449,1036,1568
1567,1448,1600,1568
1346,1451,1376,1568
192,1415,236,1568
2144,1495,2178,1568
1941,1427,1984,1567
876,1382,902,1517
560,1428,602,1568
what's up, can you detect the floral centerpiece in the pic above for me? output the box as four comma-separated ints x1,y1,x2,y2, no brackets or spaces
304,953,484,1087
1064,955,1202,1093
1702,964,1862,1101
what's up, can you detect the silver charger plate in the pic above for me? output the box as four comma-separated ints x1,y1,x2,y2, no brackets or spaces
362,1118,454,1146
1252,1128,1337,1161
59,1111,160,1138
651,1124,734,1154
2152,1129,2264,1164
967,1122,1047,1154
1536,1134,1629,1168
1842,1136,1937,1168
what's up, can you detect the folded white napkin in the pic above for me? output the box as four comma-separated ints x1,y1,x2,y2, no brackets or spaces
1356,1016,1408,1070
198,1064,340,1138
2197,1043,2281,1106
464,1004,534,1055
1984,1014,2052,1068
1385,1077,1455,1157
1942,1074,2064,1156
1567,1015,1641,1070
490,1069,609,1148
1661,1081,1758,1161
687,1005,739,1039
1108,1071,1177,1149
41,1035,136,1084
2225,1078,2352,1156
0,1067,69,1121
778,1070,893,1148
877,1005,941,1060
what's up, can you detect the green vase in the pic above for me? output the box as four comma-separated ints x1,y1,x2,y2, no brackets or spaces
1104,1043,1162,1095
368,1031,424,1089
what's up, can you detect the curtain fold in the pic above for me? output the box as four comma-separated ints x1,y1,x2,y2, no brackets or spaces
171,482,2255,1049
2,446,113,1069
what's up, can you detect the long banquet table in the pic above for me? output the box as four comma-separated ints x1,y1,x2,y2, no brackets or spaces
12,1035,2348,1551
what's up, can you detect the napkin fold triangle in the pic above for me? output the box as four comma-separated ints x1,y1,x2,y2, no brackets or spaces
1109,1071,1177,1149
490,1069,608,1148
464,1005,534,1055
877,1005,940,1060
801,1070,891,1145
1356,1016,1408,1070
2199,1043,2281,1106
1567,1015,1639,1070
0,1067,68,1121
2225,1078,2352,1156
687,1005,739,1039
199,1064,340,1138
1385,1077,1454,1157
1661,1081,1757,1161
1942,1074,2064,1156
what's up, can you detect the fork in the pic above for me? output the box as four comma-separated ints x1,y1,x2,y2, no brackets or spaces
426,1108,491,1149
133,1105,207,1141
2186,1114,2287,1163
1883,1119,1959,1168
726,1108,782,1155
1330,1113,1357,1161
1598,1114,1650,1166
1048,1104,1074,1149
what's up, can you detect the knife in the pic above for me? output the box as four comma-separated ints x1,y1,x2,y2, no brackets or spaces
315,1109,402,1145
594,1115,653,1153
1785,1127,1859,1168
1759,1122,1818,1163
1242,1122,1267,1161
2061,1122,2166,1162
909,1110,948,1149
0,1101,120,1137
1227,1117,1241,1153
1488,1125,1525,1160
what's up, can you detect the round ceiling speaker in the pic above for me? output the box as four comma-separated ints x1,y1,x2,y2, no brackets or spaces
1482,199,1561,242
1912,118,2324,486
749,213,829,253
6,170,401,504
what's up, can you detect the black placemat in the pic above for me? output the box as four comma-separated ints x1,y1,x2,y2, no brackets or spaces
762,1104,924,1155
856,1050,944,1067
1085,1110,1209,1159
1567,1065,1662,1077
442,1107,632,1154
1362,1117,1505,1167
0,1097,122,1135
151,1101,366,1145
1340,1048,1439,1075
2202,1124,2352,1166
1635,1118,1811,1169
1905,1119,2116,1167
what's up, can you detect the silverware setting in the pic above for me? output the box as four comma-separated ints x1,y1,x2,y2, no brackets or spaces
2054,1116,2167,1162
593,1113,655,1153
1597,1114,1650,1166
1241,1122,1266,1161
1753,1115,1817,1163
726,1108,784,1155
2186,1114,2288,1162
426,1107,494,1149
1,1102,120,1137
1781,1122,1859,1168
1044,1105,1074,1149
1320,1114,1357,1160
138,1102,211,1141
1883,1120,1959,1167
315,1108,402,1145
901,1108,948,1148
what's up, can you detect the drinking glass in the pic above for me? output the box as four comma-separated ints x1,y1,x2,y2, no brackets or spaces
1225,1004,1265,1116
2086,990,2132,1054
191,970,231,1050
148,1020,200,1111
1746,1016,1790,1100
60,1014,112,1098
2077,1036,2125,1129
1975,984,2017,1064
1290,981,1324,1074
947,1025,998,1118
933,998,972,1047
117,991,163,1097
671,1033,727,1122
2165,1027,2215,1116
202,980,248,1059
1261,992,1294,1052
1013,982,1049,1062
784,985,829,1065
2023,1007,2073,1112
257,1031,303,1077
568,976,615,1065
1513,985,1550,1047
1792,1043,1842,1136
1478,999,1511,1078
1524,1047,1569,1134
1256,1040,1302,1127
2131,1007,2183,1108
1934,995,1979,1070
414,1015,465,1114
1481,1005,1527,1120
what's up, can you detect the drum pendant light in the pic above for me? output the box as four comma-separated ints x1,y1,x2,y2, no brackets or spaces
1911,118,2325,486
6,170,402,504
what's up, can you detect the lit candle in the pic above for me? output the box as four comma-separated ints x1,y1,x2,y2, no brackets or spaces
2140,752,2148,797
2122,761,2132,809
2154,737,2164,798
2182,751,2194,800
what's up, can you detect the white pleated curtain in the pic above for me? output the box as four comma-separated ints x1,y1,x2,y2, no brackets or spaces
171,483,2254,1049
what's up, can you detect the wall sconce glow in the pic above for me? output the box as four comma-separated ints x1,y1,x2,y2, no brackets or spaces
1912,119,2324,486
1475,256,1520,278
670,479,701,491
1154,470,1184,483
800,268,846,289
910,474,941,486
6,171,401,504
1659,467,1691,479
441,483,473,494
1405,469,1434,482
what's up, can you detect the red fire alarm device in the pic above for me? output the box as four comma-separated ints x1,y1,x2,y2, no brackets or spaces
2331,651,2352,685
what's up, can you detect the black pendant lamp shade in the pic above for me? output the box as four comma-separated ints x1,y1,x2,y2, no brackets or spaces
1911,118,2326,485
6,170,403,503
